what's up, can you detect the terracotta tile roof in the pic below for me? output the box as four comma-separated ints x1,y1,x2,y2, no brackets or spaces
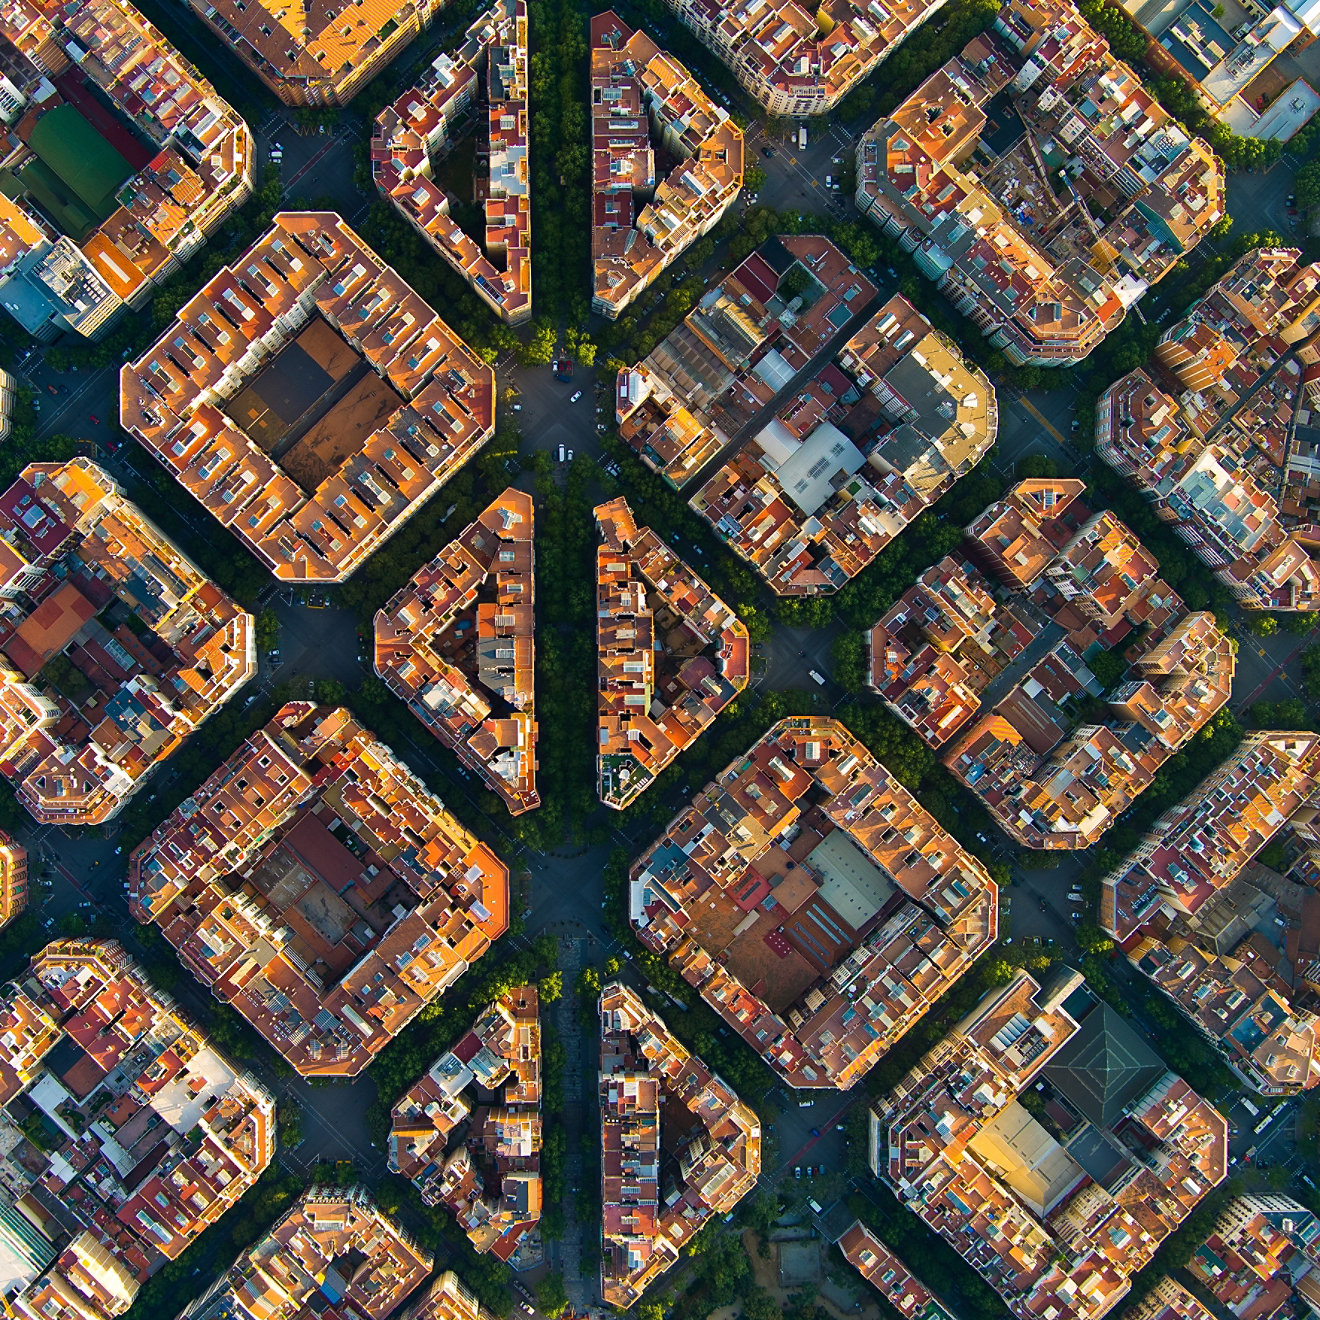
120,213,494,583
376,488,537,813
127,703,508,1076
599,983,759,1306
0,938,273,1320
595,497,748,808
373,0,530,323
0,459,255,827
631,717,998,1088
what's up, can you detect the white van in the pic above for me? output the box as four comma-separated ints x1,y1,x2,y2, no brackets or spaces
809,669,827,686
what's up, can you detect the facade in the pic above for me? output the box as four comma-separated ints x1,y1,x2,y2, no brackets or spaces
1186,1194,1320,1319
1097,246,1320,610
856,0,1224,365
388,985,542,1264
375,488,537,814
1101,731,1320,1094
631,717,998,1087
373,0,531,324
1123,1279,1214,1320
0,459,254,827
590,11,742,319
405,1274,504,1320
0,939,274,1320
182,0,446,105
870,967,1228,1320
0,831,26,930
870,479,1234,848
657,0,952,115
127,703,509,1076
0,0,252,341
836,1221,959,1320
120,212,495,583
595,497,748,809
599,982,759,1307
178,1187,432,1320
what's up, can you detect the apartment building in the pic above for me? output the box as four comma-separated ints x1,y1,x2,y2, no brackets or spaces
1186,1194,1320,1319
0,938,273,1320
127,703,509,1076
599,982,760,1306
595,497,748,809
617,236,875,485
405,1273,504,1320
0,459,254,827
1139,0,1320,143
870,478,1234,848
375,488,537,814
591,11,742,318
658,0,952,114
179,1187,432,1320
836,1221,959,1320
870,967,1228,1320
856,0,1224,365
1123,1278,1215,1320
1097,246,1320,610
121,213,494,583
184,0,446,105
1101,731,1320,1094
389,985,541,1264
617,249,997,595
631,716,998,1087
373,0,531,323
0,0,252,340
0,830,25,929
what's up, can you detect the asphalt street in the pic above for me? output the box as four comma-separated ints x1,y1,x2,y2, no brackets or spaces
1,38,1313,1303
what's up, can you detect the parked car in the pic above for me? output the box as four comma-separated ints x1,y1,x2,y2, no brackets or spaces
556,443,566,462
511,403,522,411
566,449,574,462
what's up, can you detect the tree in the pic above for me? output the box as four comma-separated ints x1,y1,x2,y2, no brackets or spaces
538,971,563,1004
1247,613,1278,636
534,1275,569,1319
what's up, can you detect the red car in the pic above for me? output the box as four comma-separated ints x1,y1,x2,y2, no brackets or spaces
89,414,99,425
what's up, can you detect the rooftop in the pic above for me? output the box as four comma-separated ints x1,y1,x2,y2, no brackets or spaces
631,716,998,1088
1097,245,1320,611
182,0,446,105
590,11,742,319
871,479,1234,848
0,459,255,826
595,497,749,809
0,0,252,339
375,488,537,814
856,0,1224,366
179,1187,431,1320
871,968,1228,1320
0,938,273,1320
126,703,508,1076
120,212,494,583
599,982,760,1307
388,985,542,1264
372,0,531,324
1101,730,1320,1095
663,0,954,115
